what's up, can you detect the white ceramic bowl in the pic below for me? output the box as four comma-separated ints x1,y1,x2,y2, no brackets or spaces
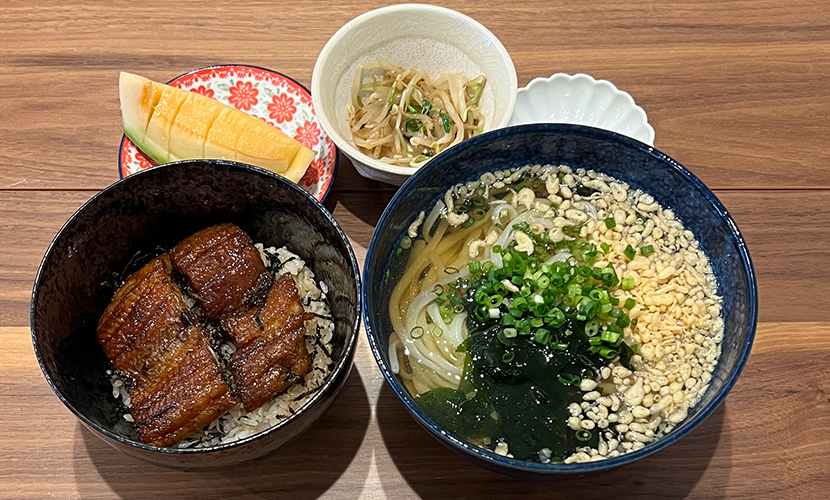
509,73,655,146
312,4,518,186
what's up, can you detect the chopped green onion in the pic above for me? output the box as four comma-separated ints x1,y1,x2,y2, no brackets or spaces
404,118,421,133
600,242,610,254
468,82,484,106
604,218,616,229
502,351,515,363
534,329,552,345
624,245,636,260
461,216,475,229
641,245,655,255
439,110,451,133
624,298,636,310
400,236,412,249
503,328,518,338
434,284,445,295
621,278,635,290
410,326,424,340
421,99,432,115
432,327,444,338
585,320,600,337
445,266,459,274
600,329,620,343
598,347,618,359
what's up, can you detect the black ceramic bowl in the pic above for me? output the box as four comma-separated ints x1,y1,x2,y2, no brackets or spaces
363,124,757,476
31,161,361,469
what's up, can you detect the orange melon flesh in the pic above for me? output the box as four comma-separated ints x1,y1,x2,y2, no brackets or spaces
145,86,189,163
284,147,316,183
236,120,302,175
119,72,163,153
119,72,315,181
204,107,249,162
169,92,222,161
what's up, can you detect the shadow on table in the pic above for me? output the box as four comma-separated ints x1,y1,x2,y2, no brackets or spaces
375,383,730,500
323,186,395,246
77,368,373,500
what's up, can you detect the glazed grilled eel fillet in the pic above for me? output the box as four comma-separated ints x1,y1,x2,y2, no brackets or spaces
98,224,314,445
222,274,312,410
171,225,313,410
170,223,268,319
96,255,236,447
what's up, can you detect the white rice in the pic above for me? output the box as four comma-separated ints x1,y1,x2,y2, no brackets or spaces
108,245,335,448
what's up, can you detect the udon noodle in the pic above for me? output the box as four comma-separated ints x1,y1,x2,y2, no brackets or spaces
388,164,724,463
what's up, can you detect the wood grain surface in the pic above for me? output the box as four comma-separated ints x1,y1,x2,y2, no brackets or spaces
1,0,829,498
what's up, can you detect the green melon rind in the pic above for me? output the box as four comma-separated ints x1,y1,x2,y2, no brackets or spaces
119,72,168,164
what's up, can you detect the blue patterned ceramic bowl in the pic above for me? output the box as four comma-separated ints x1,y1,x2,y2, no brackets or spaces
363,124,757,476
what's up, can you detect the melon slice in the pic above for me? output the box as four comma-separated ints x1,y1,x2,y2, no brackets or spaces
169,92,222,161
119,72,315,181
204,107,249,162
145,86,189,163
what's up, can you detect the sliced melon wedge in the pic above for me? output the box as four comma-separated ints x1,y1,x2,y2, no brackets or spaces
169,92,222,161
204,107,249,162
119,72,163,149
119,72,315,181
145,85,189,163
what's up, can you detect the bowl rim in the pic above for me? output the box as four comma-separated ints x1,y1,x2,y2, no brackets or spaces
362,123,758,473
116,63,341,203
311,2,518,178
31,159,361,455
511,72,656,146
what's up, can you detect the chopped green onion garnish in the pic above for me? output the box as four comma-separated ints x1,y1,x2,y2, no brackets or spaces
624,245,635,260
502,351,515,363
621,278,635,290
439,110,451,133
624,298,636,310
600,242,610,254
410,326,424,339
421,99,432,115
605,218,616,229
641,245,655,255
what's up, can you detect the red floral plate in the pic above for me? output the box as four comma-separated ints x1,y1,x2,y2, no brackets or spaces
118,65,338,202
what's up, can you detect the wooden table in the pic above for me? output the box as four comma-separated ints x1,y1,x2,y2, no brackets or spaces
2,1,829,498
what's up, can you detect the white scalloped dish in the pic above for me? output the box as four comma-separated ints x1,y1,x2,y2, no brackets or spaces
509,73,655,146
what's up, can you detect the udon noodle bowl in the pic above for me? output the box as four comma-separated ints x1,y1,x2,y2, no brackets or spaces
388,164,724,464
